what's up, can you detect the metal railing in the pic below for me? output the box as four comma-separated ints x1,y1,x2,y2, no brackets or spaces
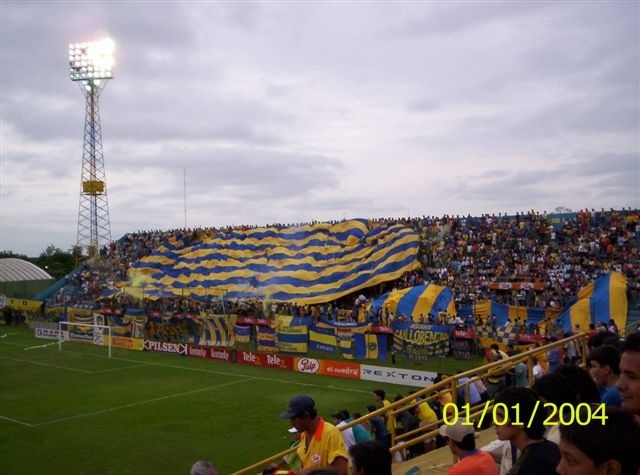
230,333,588,475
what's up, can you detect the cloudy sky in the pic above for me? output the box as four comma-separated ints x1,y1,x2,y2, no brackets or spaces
1,1,638,257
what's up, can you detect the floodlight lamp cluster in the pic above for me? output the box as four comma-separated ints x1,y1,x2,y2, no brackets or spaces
69,39,115,82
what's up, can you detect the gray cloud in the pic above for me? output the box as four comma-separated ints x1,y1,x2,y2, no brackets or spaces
1,1,638,255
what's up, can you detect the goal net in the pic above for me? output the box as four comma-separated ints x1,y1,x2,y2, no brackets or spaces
58,321,113,358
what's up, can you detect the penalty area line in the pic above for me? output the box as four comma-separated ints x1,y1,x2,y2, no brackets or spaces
91,363,151,374
24,341,59,351
32,377,256,428
0,356,94,374
0,332,20,339
0,415,35,427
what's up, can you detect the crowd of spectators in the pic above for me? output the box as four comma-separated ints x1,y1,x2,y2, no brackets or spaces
408,208,640,308
44,208,640,318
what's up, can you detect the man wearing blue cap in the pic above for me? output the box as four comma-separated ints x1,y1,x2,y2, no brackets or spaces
280,395,348,475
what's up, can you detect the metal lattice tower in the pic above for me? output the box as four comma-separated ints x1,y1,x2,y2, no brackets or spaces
69,40,114,259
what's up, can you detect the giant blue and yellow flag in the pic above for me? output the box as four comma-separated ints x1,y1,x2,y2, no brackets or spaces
558,271,628,332
371,283,456,320
126,219,420,304
459,301,556,328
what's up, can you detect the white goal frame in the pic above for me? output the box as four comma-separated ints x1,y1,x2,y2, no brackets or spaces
58,321,113,358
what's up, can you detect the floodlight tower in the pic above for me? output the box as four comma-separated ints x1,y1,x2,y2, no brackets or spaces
69,39,114,259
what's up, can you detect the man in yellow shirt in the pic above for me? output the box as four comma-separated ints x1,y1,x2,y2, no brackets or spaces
372,389,395,447
411,395,438,452
280,395,348,475
487,344,509,397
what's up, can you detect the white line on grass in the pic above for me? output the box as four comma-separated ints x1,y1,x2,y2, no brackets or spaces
32,377,255,427
91,363,151,374
24,341,59,350
3,340,370,394
78,353,371,393
0,356,94,374
0,415,35,427
0,340,29,347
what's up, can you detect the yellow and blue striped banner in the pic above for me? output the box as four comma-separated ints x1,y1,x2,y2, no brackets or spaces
560,271,628,333
127,219,420,304
256,326,277,352
309,324,337,353
277,325,308,353
371,283,456,320
353,333,387,360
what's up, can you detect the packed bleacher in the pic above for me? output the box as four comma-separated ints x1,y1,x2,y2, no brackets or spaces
44,208,640,319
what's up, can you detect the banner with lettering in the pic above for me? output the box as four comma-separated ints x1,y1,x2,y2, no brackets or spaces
109,336,143,351
314,319,370,359
234,325,251,344
277,325,308,354
149,319,190,342
7,298,42,312
392,322,452,360
256,326,277,352
309,323,337,353
449,339,472,360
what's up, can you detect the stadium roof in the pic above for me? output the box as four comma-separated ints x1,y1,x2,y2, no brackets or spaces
0,258,53,282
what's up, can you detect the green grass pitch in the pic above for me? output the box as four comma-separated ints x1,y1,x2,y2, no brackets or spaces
1,327,431,474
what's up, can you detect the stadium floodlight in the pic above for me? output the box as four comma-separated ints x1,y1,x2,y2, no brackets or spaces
69,39,115,82
69,38,115,259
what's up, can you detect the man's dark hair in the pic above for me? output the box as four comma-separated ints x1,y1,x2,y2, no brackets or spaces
532,372,578,405
587,345,621,375
587,331,618,350
348,440,392,475
602,335,622,349
373,389,386,399
494,388,546,439
621,331,640,353
559,407,640,475
554,365,600,403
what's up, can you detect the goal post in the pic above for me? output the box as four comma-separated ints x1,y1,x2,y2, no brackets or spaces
58,321,113,358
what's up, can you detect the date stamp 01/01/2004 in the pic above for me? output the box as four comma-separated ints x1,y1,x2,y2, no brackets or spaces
441,402,608,428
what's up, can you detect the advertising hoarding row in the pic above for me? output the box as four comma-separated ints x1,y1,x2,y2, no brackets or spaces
34,327,438,387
